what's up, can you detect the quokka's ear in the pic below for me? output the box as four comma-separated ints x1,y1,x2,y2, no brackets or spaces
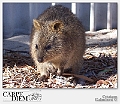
51,20,64,33
33,19,42,30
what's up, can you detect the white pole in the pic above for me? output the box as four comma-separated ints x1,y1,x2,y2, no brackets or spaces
90,3,95,31
52,3,56,6
72,3,76,14
107,3,111,30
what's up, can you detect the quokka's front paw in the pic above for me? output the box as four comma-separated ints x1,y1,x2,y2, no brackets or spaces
36,62,56,81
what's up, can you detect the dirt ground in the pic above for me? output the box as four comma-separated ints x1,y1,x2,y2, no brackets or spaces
3,29,117,88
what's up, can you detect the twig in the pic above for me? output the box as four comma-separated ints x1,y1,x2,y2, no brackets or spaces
63,73,94,82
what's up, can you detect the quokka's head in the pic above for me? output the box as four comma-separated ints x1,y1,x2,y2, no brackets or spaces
31,19,67,63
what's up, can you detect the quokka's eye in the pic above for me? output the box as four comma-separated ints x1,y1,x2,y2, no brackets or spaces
44,44,52,51
35,44,38,49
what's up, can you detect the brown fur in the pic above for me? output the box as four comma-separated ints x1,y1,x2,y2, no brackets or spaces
30,5,85,79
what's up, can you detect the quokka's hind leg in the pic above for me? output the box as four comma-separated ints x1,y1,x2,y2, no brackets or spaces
71,59,84,84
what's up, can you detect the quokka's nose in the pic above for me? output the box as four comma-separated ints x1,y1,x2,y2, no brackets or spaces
38,57,44,63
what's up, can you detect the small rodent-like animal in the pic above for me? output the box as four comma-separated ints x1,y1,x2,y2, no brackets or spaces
30,5,85,80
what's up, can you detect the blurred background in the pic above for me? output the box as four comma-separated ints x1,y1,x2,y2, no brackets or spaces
3,3,117,38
